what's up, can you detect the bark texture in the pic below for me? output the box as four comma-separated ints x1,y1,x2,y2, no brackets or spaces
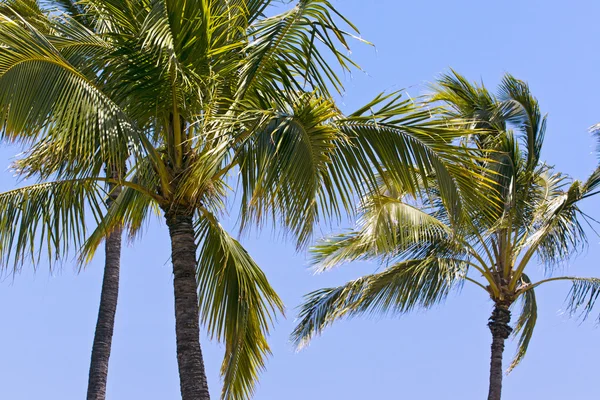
87,180,123,400
487,303,512,400
166,212,211,400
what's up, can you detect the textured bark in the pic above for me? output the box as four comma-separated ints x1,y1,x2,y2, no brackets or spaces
166,212,211,400
487,303,512,400
87,180,123,400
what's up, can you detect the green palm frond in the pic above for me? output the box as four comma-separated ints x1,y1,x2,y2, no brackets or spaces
237,89,490,248
429,70,503,135
0,0,44,21
237,91,349,247
497,74,545,171
78,157,161,264
77,0,144,34
177,138,231,207
508,273,537,373
195,209,284,400
79,184,158,265
48,13,110,68
0,11,139,178
292,257,466,349
337,92,494,225
565,277,600,321
515,178,589,276
52,0,85,19
0,178,105,272
238,0,367,99
310,192,453,272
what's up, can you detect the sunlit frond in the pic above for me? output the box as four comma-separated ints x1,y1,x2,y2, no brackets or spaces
238,0,367,98
0,179,105,272
195,209,284,400
0,12,139,178
310,192,453,272
292,257,466,349
520,179,588,271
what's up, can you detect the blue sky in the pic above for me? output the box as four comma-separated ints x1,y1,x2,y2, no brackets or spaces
1,0,600,399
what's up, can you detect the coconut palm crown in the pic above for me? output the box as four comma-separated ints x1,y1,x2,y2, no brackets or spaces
292,72,600,400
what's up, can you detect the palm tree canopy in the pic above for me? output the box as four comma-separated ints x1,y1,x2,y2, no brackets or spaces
293,71,600,372
0,2,496,397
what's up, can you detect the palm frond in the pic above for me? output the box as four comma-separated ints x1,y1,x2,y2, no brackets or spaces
565,277,600,322
195,209,284,400
337,92,497,224
310,193,453,272
238,0,367,98
292,257,466,349
51,0,92,28
508,273,537,373
497,74,545,171
79,159,160,264
77,0,144,34
0,11,139,178
521,179,588,270
0,178,105,272
236,91,352,247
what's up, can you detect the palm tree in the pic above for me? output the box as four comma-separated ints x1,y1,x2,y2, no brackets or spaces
0,2,487,399
292,72,600,400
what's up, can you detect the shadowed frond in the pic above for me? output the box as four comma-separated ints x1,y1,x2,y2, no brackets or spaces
78,157,161,264
497,74,545,171
508,273,537,373
565,277,600,322
429,70,503,135
336,92,494,225
79,184,158,265
237,91,350,247
238,90,490,248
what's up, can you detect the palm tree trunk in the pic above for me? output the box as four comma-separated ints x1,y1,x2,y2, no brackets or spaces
487,303,512,400
166,211,211,400
87,179,123,400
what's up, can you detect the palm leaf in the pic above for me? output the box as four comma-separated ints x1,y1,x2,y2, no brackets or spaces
238,0,368,99
195,209,284,400
292,257,466,349
0,178,105,272
508,273,537,372
565,277,600,321
0,11,139,178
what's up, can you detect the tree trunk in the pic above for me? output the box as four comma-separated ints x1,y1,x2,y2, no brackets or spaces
487,303,512,400
87,179,123,400
166,211,211,400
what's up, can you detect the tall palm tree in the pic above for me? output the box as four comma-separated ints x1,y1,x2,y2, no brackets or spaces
292,72,600,400
0,2,487,399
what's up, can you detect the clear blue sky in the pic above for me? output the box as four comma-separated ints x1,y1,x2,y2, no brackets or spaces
1,0,600,399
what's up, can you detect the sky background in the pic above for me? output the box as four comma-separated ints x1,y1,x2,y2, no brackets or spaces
1,0,600,399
